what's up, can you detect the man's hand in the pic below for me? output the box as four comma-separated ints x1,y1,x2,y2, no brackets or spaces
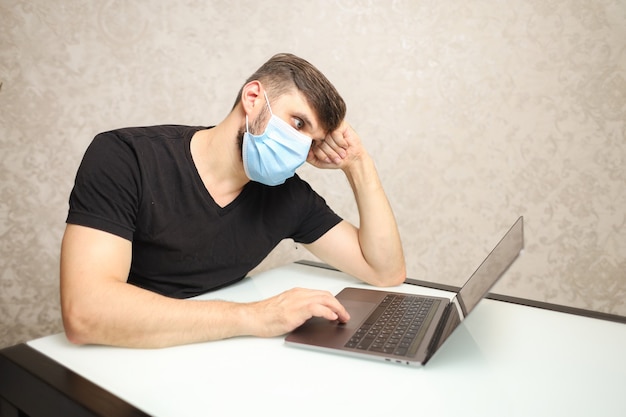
246,288,350,338
307,121,365,170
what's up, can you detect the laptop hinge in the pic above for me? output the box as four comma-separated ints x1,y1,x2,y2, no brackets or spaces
425,298,463,363
451,295,465,321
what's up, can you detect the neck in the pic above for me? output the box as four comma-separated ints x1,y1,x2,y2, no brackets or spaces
190,111,249,205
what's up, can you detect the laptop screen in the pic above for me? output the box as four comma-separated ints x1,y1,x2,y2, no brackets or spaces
457,217,524,316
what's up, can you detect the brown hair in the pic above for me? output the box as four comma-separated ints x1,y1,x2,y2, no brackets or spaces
233,53,346,134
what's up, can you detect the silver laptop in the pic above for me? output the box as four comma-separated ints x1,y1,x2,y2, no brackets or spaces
285,216,524,366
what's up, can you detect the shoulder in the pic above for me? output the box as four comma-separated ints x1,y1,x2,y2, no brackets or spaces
85,125,207,161
94,125,206,144
77,125,203,182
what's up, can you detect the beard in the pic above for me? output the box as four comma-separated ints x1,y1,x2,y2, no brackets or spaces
237,104,270,152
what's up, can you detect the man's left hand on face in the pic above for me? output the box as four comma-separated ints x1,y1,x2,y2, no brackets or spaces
307,121,365,171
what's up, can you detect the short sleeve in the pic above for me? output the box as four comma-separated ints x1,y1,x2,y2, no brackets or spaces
66,132,141,241
287,178,342,244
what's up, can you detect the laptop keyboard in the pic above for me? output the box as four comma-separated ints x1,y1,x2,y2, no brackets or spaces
344,294,440,357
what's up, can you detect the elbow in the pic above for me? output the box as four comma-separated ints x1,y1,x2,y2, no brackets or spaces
370,264,407,287
64,330,87,346
391,268,407,287
61,302,94,345
387,267,407,287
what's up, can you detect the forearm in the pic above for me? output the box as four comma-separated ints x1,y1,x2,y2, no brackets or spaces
343,153,406,284
62,279,350,348
62,281,255,348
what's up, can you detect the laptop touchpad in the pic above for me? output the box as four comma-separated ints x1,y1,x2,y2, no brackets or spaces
342,299,376,315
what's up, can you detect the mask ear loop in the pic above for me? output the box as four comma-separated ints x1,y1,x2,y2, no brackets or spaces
263,91,273,115
246,90,272,134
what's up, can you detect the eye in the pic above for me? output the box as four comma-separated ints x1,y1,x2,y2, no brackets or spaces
293,117,304,130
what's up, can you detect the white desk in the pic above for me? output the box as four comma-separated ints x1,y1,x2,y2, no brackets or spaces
6,263,626,417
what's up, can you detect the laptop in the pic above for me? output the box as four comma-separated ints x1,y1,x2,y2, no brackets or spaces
285,216,524,366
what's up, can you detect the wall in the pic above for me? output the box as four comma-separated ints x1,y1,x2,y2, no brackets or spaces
1,0,624,348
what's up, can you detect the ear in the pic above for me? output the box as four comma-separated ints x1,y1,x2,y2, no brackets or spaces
240,81,263,116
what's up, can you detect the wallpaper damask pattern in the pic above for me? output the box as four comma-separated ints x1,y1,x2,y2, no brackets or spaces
1,0,624,348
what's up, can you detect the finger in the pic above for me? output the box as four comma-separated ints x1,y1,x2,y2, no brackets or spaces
309,302,350,323
334,306,351,323
317,294,351,323
297,289,350,321
315,140,344,164
309,142,335,165
326,139,348,159
311,305,339,321
327,128,349,150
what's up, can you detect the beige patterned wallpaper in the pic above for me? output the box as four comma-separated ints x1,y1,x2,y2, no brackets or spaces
1,0,624,348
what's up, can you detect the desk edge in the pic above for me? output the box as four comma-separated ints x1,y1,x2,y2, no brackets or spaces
0,343,149,417
295,260,626,325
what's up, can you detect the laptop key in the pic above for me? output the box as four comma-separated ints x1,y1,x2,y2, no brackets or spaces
356,336,376,350
344,294,441,358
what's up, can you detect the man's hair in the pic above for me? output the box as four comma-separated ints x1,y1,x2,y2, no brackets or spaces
233,53,346,134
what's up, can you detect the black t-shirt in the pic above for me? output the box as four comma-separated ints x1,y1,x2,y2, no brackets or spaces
67,125,342,298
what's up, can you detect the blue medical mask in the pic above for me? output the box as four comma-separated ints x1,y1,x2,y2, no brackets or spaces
242,92,313,186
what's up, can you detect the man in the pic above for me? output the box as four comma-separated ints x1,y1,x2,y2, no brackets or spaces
60,53,405,348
